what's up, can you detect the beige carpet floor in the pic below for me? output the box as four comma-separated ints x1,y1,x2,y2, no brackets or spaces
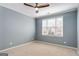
1,41,78,56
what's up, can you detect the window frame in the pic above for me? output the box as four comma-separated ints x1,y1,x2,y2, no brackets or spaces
42,16,63,37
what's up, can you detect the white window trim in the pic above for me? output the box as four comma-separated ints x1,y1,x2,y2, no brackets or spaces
42,16,63,37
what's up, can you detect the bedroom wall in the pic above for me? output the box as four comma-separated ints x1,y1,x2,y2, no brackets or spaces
36,10,77,48
0,6,35,50
77,7,79,54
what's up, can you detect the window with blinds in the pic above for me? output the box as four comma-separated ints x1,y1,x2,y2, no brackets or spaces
42,16,63,37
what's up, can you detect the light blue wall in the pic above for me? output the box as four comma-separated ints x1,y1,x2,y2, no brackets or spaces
0,7,5,50
36,10,77,48
0,6,35,50
77,8,79,53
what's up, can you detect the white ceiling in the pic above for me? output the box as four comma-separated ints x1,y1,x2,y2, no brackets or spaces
0,3,79,18
0,3,35,18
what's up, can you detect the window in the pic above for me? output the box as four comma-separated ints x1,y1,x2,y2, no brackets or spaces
42,16,63,37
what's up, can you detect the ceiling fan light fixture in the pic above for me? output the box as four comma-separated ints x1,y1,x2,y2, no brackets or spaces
35,7,38,11
35,7,39,13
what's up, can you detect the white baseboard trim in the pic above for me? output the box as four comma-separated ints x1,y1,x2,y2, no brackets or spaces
0,41,33,52
0,40,77,53
33,40,77,50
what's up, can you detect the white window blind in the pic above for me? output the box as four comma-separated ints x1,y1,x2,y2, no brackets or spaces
42,16,63,37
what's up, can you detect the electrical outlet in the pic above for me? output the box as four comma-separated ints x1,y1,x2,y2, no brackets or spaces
64,42,67,44
10,42,13,45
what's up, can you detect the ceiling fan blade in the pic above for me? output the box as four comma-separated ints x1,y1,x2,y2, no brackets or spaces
24,3,34,8
37,4,49,8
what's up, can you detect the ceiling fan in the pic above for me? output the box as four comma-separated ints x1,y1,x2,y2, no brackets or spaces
24,3,49,13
